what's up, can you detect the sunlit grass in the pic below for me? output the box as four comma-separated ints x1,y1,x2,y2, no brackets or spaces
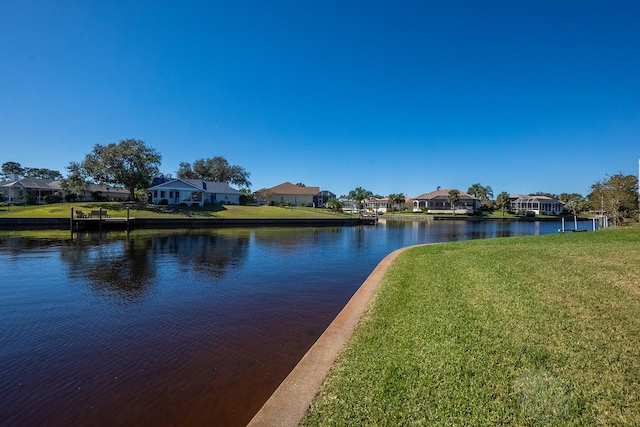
302,228,640,426
0,202,349,219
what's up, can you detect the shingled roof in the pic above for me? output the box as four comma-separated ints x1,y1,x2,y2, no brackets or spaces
262,182,320,195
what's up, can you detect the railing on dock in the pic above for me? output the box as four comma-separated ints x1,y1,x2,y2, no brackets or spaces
71,207,133,232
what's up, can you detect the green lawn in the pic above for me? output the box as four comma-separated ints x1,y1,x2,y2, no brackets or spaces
302,228,640,426
0,202,349,219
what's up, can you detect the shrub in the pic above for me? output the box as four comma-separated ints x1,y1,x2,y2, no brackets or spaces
25,190,38,205
45,194,63,204
159,199,169,205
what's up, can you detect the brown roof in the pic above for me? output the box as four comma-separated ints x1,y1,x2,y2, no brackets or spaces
263,182,320,196
413,189,477,200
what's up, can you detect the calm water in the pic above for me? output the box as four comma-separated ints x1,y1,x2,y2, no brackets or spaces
0,219,594,426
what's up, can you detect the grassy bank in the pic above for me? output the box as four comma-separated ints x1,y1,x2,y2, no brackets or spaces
302,228,640,425
0,202,348,219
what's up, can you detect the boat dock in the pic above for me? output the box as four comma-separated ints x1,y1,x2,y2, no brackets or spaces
71,207,133,232
358,215,379,225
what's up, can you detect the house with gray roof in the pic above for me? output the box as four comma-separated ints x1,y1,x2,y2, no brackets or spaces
0,178,59,204
148,178,240,206
0,177,131,204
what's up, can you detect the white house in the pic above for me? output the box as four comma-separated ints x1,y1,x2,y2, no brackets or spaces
364,197,390,213
148,179,240,206
510,195,564,215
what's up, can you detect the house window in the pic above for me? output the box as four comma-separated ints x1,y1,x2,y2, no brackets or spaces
160,191,165,198
169,191,173,198
154,190,158,198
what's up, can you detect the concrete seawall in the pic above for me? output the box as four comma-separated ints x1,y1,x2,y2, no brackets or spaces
0,218,70,230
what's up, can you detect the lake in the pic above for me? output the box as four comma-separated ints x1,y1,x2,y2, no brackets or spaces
0,218,595,426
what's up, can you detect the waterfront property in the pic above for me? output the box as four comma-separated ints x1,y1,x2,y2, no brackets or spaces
148,178,240,206
0,177,59,204
510,194,564,215
412,189,480,214
0,177,130,204
364,197,389,213
313,190,336,208
256,182,321,206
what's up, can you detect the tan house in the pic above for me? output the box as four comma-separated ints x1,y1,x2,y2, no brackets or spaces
256,182,320,206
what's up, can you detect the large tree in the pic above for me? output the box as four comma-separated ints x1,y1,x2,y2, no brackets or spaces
24,167,63,180
79,139,161,200
588,173,638,226
2,162,62,180
60,161,91,200
177,156,251,188
562,193,588,215
1,161,25,179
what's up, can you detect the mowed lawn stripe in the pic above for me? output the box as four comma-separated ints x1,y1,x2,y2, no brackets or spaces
302,228,640,426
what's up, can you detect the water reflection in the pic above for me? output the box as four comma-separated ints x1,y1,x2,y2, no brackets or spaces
148,232,250,278
60,238,157,304
56,231,251,304
251,226,344,253
0,232,70,255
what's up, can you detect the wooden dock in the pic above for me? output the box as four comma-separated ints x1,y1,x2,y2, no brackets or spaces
358,215,379,225
70,207,133,232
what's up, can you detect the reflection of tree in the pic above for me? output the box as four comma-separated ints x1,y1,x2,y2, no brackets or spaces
252,227,340,254
149,231,250,279
0,233,72,255
59,231,251,303
60,238,156,304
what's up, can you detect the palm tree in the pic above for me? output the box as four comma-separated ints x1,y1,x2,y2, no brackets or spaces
447,189,460,215
495,191,510,217
388,193,406,212
468,183,494,202
484,185,494,200
467,183,486,200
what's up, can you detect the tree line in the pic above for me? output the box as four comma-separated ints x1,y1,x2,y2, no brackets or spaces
330,178,638,223
2,139,638,223
2,139,251,201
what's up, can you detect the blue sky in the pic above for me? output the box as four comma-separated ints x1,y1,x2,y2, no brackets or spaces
2,1,639,198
